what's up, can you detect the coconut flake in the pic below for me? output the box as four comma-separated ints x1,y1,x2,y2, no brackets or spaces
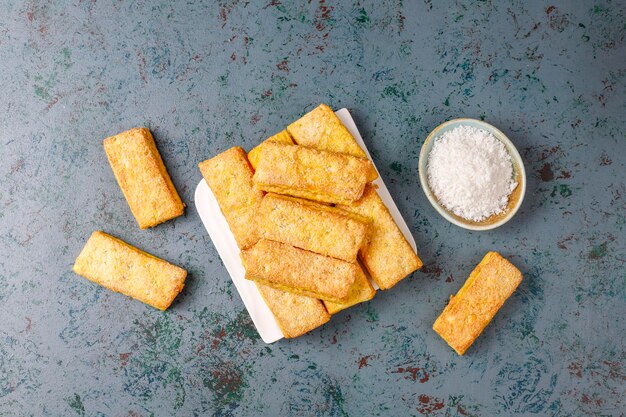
427,125,517,222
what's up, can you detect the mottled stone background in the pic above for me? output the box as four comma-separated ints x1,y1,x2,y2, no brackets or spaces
1,1,624,416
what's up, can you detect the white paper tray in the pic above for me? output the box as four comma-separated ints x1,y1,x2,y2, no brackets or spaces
194,109,417,343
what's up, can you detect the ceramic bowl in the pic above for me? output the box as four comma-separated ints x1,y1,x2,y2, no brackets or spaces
418,118,526,231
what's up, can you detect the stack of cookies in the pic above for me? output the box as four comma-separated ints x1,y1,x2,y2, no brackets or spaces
198,104,423,338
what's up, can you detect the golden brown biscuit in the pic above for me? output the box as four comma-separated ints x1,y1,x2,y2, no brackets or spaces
241,239,357,303
198,147,264,249
336,184,422,290
287,103,378,181
253,142,372,204
433,252,523,355
103,127,185,229
248,130,293,170
256,283,330,338
323,265,376,314
72,231,186,310
256,193,369,262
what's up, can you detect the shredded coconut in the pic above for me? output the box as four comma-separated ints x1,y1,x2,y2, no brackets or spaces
426,125,517,222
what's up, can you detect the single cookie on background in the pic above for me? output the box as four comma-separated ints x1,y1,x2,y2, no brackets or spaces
336,184,423,290
433,252,523,355
248,130,293,170
323,265,376,315
256,193,370,263
73,231,186,310
253,142,373,205
241,239,357,303
104,127,185,229
256,283,330,339
287,103,378,181
198,147,264,250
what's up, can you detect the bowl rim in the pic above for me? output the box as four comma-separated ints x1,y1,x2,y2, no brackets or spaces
418,118,527,231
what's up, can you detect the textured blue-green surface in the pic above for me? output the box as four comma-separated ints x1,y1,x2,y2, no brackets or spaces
1,1,625,416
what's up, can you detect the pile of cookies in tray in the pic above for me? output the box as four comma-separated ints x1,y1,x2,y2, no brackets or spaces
72,103,523,355
198,104,423,338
